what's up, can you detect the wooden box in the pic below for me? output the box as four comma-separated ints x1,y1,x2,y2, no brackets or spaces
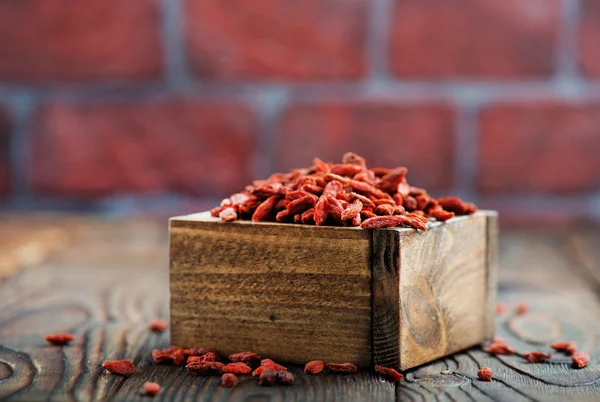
169,210,498,370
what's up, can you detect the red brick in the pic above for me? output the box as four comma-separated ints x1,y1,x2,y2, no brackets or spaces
278,103,455,191
579,0,600,77
31,101,257,197
184,0,367,80
0,0,162,82
0,108,10,197
479,102,600,194
389,0,559,78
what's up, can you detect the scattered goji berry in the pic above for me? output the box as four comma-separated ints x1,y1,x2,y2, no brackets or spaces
229,351,262,367
477,367,492,382
152,349,173,364
485,339,516,355
524,352,551,363
186,361,225,375
148,319,168,333
516,302,529,315
375,365,404,382
572,352,590,368
45,333,75,346
277,371,295,385
304,360,325,374
252,366,266,376
223,362,252,374
551,341,577,355
143,382,160,397
495,303,507,315
259,369,277,386
102,360,136,376
326,362,357,373
221,373,237,388
172,348,186,365
261,359,287,372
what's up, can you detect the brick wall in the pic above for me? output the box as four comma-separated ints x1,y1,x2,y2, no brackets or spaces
0,0,599,227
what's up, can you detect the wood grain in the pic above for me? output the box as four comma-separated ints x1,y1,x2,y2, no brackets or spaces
373,212,494,371
170,212,373,366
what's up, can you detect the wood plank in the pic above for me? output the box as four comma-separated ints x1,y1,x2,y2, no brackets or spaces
396,232,600,401
170,212,373,366
0,216,394,402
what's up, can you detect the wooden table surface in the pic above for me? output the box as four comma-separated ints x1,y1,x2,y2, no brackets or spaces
0,215,599,402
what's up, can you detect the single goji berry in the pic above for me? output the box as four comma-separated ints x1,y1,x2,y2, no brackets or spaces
252,195,280,222
252,366,266,376
326,362,357,373
314,196,329,226
403,196,417,211
152,349,173,364
148,319,168,333
361,215,405,229
258,369,277,386
378,168,408,194
429,209,454,222
495,303,508,315
551,341,577,355
172,349,186,365
304,360,325,374
45,333,75,346
572,352,590,368
342,152,367,167
341,199,363,221
375,365,404,382
437,197,468,215
477,367,492,382
485,340,516,355
143,382,160,397
186,361,225,375
221,373,237,387
276,371,295,385
261,358,287,372
102,360,136,376
219,207,237,222
516,302,529,315
223,362,252,374
524,352,551,363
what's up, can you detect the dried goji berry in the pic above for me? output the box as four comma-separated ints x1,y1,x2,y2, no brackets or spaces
102,360,136,376
325,194,344,222
252,366,266,376
45,333,75,346
221,373,237,387
314,196,329,226
485,340,516,355
374,204,395,216
342,152,366,167
326,362,357,373
361,215,405,229
143,382,160,396
429,209,454,222
572,352,590,368
261,359,287,372
304,360,325,375
276,371,295,385
301,208,316,225
148,319,168,333
495,303,507,315
287,195,316,215
375,365,404,382
186,361,225,375
184,347,214,357
252,195,280,222
378,168,408,194
516,302,529,315
477,367,492,382
229,351,261,366
341,199,363,221
403,196,417,211
152,349,173,364
551,341,577,355
524,352,551,363
259,369,277,386
219,207,237,222
172,349,186,366
331,164,364,176
223,362,252,374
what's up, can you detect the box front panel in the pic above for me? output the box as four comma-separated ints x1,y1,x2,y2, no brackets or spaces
170,215,372,365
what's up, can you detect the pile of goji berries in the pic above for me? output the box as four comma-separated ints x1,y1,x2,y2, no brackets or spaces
211,152,477,230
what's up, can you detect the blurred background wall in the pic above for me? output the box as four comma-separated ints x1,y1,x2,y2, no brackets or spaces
0,0,599,227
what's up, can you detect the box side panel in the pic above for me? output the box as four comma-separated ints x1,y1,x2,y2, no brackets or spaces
170,219,372,365
398,215,487,370
484,212,499,339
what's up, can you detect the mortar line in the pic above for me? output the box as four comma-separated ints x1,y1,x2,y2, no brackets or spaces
7,92,37,203
366,0,394,86
159,0,192,92
453,103,479,200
